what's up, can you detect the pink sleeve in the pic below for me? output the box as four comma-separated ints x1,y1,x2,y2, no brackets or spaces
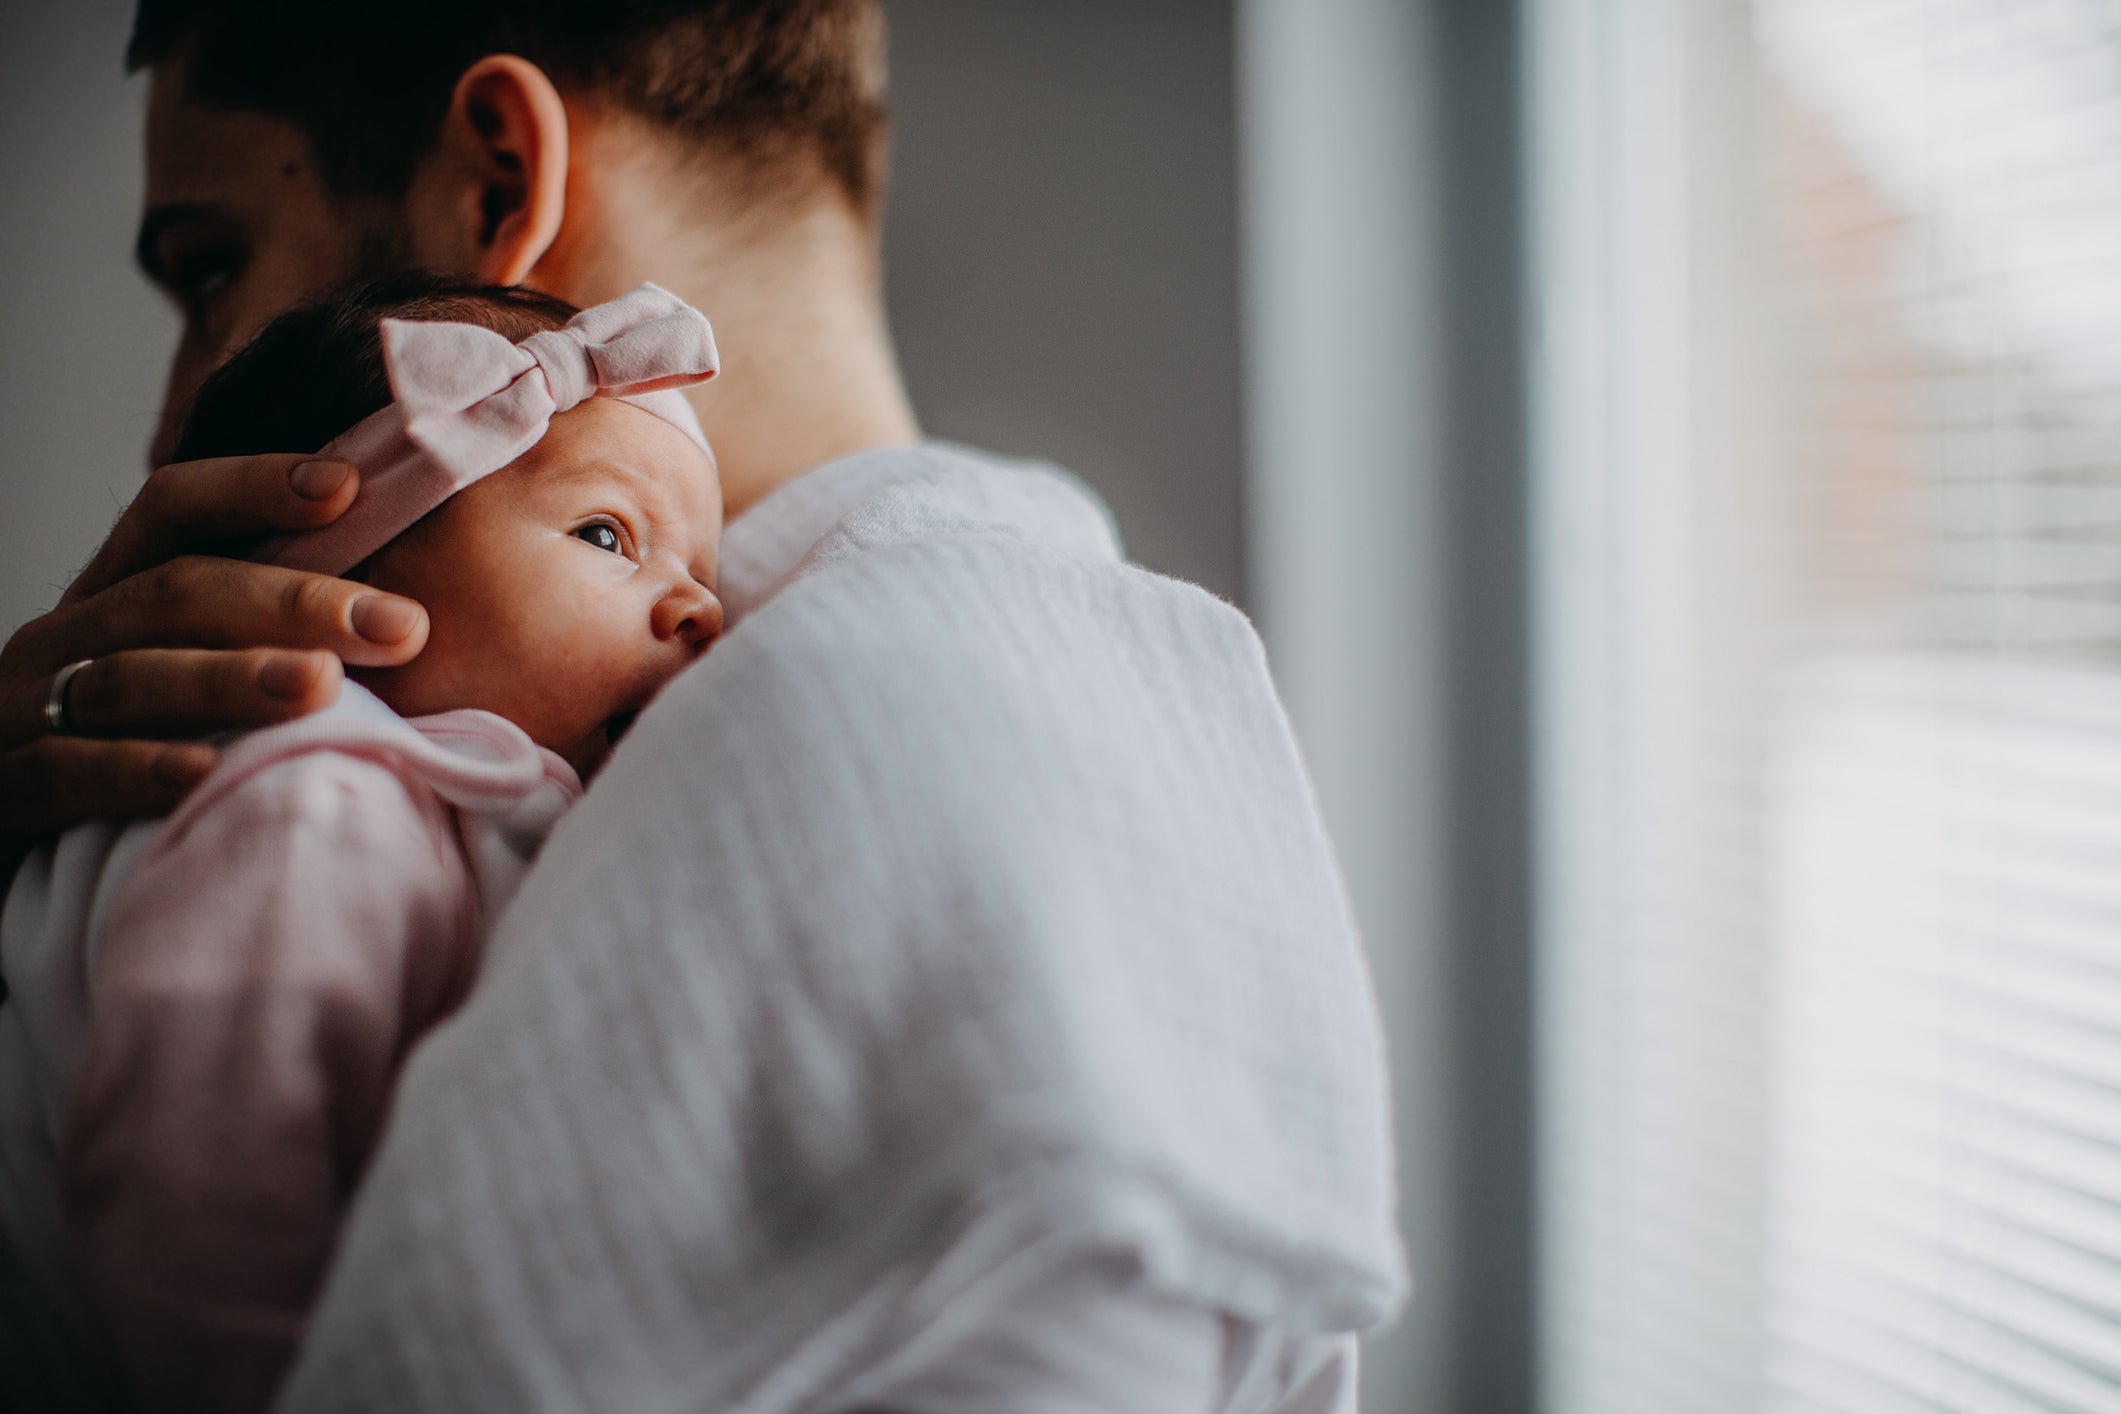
61,750,477,1414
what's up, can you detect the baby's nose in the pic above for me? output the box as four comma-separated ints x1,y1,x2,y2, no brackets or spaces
654,578,723,652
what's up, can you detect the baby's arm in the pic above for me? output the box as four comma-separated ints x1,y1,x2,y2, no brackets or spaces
61,749,476,1414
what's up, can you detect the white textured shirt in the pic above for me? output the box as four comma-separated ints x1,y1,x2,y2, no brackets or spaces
276,443,1405,1412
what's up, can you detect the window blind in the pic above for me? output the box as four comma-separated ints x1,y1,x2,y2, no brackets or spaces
1532,1,2121,1411
1767,656,2121,1411
1761,2,2121,1409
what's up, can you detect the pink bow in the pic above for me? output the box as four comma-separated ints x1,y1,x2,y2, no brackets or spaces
258,283,719,577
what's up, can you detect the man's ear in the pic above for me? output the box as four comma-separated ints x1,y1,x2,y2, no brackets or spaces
405,56,570,286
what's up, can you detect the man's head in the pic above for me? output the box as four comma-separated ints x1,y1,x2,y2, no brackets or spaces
132,0,889,465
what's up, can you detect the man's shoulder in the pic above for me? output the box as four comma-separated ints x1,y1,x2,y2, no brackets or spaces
724,507,1270,756
722,442,1149,623
652,484,1301,896
740,444,1258,677
818,442,1125,560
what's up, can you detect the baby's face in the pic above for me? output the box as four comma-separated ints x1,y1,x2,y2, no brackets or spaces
351,398,723,778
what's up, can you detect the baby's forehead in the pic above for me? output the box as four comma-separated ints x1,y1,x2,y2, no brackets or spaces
526,400,721,504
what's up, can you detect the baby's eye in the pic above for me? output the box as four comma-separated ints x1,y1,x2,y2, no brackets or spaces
573,522,623,554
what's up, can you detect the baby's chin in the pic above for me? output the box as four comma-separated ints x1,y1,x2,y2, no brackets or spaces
562,705,647,781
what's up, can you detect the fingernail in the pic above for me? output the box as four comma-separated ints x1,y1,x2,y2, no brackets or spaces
290,459,353,501
153,745,216,789
259,653,323,700
350,595,424,644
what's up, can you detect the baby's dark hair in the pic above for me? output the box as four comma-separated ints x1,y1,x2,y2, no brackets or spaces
172,273,581,464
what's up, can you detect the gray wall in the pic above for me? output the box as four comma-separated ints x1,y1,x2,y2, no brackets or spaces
884,0,1244,603
0,0,172,645
0,0,1246,641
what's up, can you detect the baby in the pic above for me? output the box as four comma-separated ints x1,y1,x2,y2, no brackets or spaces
0,275,722,1413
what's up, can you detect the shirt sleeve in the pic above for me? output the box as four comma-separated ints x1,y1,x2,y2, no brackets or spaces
61,750,476,1414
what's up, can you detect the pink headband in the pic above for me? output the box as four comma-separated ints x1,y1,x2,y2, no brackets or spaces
257,283,720,577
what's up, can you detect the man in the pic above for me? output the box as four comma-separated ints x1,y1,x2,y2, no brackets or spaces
0,4,1404,1409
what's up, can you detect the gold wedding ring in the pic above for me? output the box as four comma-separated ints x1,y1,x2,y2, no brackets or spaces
43,658,94,736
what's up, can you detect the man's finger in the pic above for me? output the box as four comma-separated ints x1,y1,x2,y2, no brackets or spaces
0,736,219,834
67,454,360,602
25,557,427,669
4,648,345,745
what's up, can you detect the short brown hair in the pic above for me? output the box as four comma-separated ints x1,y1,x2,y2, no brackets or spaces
128,1,890,220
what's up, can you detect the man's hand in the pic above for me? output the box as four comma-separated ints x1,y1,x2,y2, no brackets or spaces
0,454,429,847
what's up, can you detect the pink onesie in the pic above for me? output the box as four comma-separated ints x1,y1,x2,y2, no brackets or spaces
0,683,578,1413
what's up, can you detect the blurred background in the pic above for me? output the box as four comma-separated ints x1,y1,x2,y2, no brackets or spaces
9,1,2121,1411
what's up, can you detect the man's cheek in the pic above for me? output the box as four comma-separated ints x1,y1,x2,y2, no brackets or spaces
150,343,217,469
149,298,279,466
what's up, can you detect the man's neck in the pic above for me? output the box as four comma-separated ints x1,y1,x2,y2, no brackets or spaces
535,124,922,518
